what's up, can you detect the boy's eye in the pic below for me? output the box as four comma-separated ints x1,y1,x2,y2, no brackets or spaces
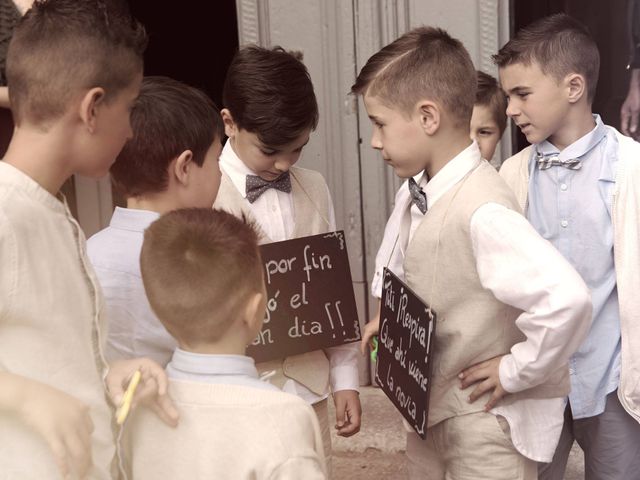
518,92,530,99
478,129,494,136
260,149,277,156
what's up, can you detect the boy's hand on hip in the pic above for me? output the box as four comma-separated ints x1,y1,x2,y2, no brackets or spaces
333,390,362,437
459,355,508,411
19,379,94,479
106,358,179,427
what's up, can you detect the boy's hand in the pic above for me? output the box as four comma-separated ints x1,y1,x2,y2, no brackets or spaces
333,390,362,437
360,309,381,355
458,355,508,411
19,379,94,479
621,69,640,138
105,358,179,427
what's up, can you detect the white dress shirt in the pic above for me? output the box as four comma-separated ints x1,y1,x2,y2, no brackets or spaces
87,207,176,366
380,142,590,461
219,140,359,404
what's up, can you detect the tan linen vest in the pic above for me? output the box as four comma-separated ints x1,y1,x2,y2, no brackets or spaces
214,166,332,395
403,161,569,428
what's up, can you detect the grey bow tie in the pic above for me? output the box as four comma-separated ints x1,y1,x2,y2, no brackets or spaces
245,171,292,203
408,178,427,214
536,152,582,170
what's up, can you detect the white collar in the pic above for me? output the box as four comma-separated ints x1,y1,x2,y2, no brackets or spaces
219,139,256,199
422,141,481,209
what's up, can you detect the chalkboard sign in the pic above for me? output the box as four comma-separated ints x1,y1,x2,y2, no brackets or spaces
246,230,361,363
376,268,436,439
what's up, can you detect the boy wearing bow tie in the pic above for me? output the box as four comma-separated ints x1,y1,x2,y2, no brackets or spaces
87,76,224,366
497,14,640,480
213,45,361,476
354,26,592,479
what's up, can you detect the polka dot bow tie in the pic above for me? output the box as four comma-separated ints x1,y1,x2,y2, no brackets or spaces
408,177,427,214
245,172,292,203
536,152,582,171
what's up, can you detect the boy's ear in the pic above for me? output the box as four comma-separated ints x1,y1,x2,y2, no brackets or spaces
79,87,107,133
566,73,587,104
221,109,238,138
416,100,440,135
243,291,265,333
173,150,194,186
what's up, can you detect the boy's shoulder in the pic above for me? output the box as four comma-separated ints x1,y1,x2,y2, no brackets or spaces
290,164,328,187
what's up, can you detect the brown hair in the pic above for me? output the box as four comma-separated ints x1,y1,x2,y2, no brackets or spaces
493,13,600,102
140,208,264,345
222,45,319,147
475,70,508,134
6,0,147,127
110,76,223,198
351,26,476,127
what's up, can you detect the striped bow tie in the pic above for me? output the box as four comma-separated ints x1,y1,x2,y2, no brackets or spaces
408,177,427,214
536,152,582,170
245,172,292,203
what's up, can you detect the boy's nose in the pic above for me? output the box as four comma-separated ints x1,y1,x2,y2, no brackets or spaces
370,133,382,150
273,158,292,173
505,101,519,118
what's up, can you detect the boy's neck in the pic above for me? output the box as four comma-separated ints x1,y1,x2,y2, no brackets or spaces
179,339,247,356
3,126,73,195
126,194,182,215
425,131,473,180
548,105,595,151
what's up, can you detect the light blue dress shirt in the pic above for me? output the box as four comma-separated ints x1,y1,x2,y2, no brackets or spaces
527,115,620,419
167,349,280,392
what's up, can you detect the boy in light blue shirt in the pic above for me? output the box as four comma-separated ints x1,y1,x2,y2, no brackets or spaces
498,13,640,480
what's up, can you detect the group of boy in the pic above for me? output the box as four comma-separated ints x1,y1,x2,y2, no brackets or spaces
0,1,638,480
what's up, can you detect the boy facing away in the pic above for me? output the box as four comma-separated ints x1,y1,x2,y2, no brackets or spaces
213,45,361,472
370,69,508,302
126,208,327,480
496,14,640,479
87,75,224,366
354,26,592,479
0,2,176,479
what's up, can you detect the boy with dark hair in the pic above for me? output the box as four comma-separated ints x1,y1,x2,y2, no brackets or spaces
471,70,508,164
355,26,592,479
0,2,176,479
497,13,640,480
214,45,361,473
87,75,224,366
127,208,327,479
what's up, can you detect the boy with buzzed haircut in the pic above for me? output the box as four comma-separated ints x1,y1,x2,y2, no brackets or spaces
354,26,592,479
368,69,509,307
471,70,508,165
127,208,327,479
0,2,177,479
88,75,224,366
496,13,640,480
214,44,361,473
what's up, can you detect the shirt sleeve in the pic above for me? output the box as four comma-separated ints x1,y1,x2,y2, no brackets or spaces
470,203,592,393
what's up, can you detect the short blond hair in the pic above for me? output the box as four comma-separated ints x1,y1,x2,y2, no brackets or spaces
140,208,263,345
351,26,476,126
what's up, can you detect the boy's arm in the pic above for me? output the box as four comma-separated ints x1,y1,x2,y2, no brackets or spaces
461,203,592,408
0,372,94,479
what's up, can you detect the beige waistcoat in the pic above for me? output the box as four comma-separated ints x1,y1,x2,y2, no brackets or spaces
213,166,332,395
403,161,569,428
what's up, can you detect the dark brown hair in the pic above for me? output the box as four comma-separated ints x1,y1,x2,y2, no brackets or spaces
222,45,319,147
110,76,223,198
351,26,476,127
475,70,508,134
6,0,147,127
140,208,264,344
493,13,600,102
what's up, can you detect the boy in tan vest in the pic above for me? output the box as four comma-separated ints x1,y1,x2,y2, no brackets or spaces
126,208,327,480
0,2,177,479
354,26,592,479
213,45,361,474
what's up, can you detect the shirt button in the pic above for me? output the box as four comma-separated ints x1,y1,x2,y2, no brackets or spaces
271,205,277,212
560,220,569,228
560,183,568,191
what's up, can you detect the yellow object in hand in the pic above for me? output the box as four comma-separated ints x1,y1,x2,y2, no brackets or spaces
116,370,141,425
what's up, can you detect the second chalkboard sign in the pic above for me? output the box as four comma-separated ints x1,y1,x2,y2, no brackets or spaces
376,268,436,439
246,230,361,363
